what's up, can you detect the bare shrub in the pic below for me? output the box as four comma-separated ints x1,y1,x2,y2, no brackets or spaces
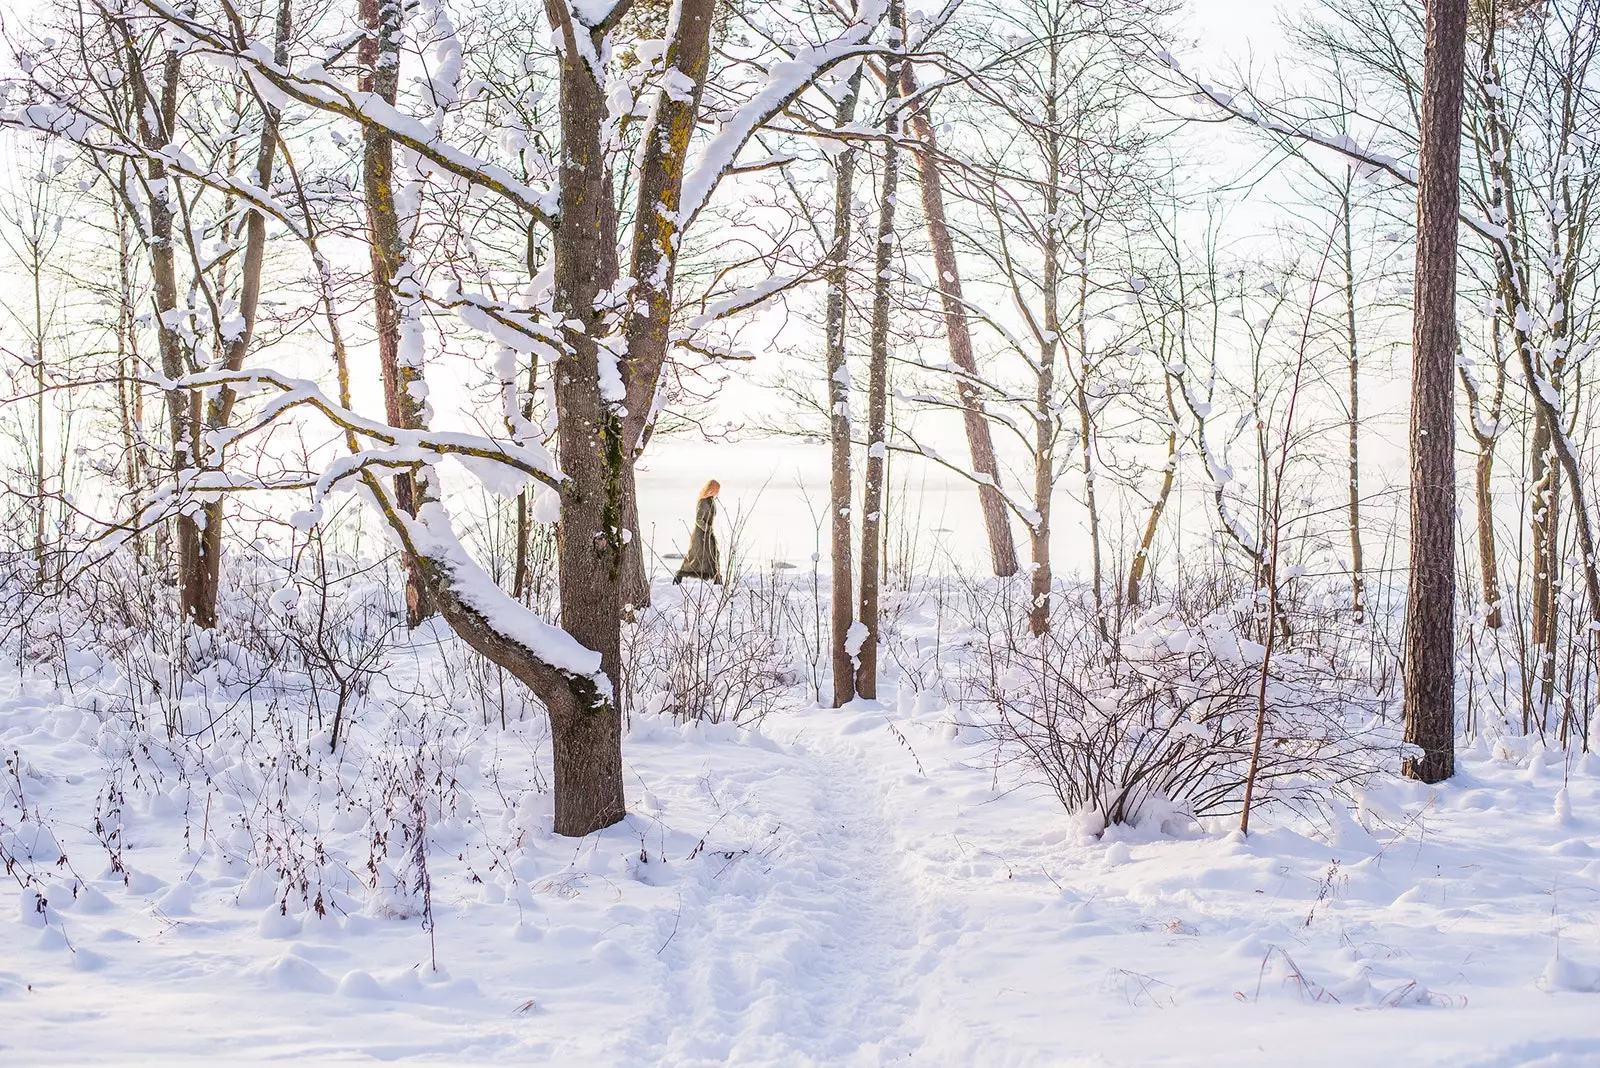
958,578,1397,828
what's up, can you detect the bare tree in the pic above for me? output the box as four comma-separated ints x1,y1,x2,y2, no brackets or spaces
899,55,1017,578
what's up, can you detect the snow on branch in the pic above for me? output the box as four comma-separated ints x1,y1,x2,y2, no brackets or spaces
136,0,559,226
678,0,890,227
155,367,567,491
1154,48,1503,244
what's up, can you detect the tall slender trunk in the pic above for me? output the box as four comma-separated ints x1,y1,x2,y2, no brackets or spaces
192,0,292,628
826,63,865,706
1341,178,1367,622
361,0,433,627
1530,409,1560,708
31,232,46,586
513,352,541,602
1126,374,1177,609
1403,0,1468,784
1073,229,1106,640
126,33,204,622
899,60,1017,577
856,2,902,701
1029,61,1063,640
1474,443,1500,627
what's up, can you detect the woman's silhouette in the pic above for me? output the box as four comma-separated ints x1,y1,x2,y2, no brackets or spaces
673,479,722,585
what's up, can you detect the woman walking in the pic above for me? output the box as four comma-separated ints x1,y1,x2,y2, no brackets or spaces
673,479,723,584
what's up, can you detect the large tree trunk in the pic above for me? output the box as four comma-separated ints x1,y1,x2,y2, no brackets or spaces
900,60,1017,578
856,5,902,700
1402,0,1468,784
826,64,865,707
543,1,629,835
361,0,434,628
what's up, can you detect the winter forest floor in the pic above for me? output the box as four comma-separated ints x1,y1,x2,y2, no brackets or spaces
4,616,1600,1066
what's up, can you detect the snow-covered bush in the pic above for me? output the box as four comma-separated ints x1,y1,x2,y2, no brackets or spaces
959,581,1398,829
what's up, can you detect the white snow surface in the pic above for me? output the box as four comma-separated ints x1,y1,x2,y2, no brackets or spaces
4,622,1600,1064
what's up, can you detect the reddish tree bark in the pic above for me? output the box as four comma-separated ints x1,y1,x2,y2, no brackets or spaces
1403,0,1469,784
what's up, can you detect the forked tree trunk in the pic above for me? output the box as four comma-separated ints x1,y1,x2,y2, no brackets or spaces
899,60,1017,578
856,4,902,701
826,63,865,707
1402,0,1468,785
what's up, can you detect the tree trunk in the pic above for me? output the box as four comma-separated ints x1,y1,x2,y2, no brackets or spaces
1029,61,1064,640
544,0,628,835
617,0,717,612
1126,376,1177,609
31,213,47,586
856,6,902,701
127,37,206,625
194,0,292,627
361,0,434,628
1474,441,1501,628
1403,0,1467,784
900,59,1017,578
1073,231,1107,641
826,63,865,707
1341,178,1367,623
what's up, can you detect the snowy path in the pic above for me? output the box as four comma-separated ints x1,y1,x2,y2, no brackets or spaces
617,731,922,1065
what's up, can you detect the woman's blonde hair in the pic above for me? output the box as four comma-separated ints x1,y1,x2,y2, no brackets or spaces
699,479,721,499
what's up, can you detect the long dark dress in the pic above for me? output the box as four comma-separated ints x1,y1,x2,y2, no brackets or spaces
673,496,721,584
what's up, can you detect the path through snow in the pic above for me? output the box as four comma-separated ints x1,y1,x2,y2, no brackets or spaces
619,731,922,1065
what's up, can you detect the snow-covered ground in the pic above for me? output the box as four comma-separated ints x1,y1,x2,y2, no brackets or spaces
4,606,1600,1066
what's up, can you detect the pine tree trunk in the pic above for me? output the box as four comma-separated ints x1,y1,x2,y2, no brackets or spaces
1403,0,1468,784
900,60,1017,578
